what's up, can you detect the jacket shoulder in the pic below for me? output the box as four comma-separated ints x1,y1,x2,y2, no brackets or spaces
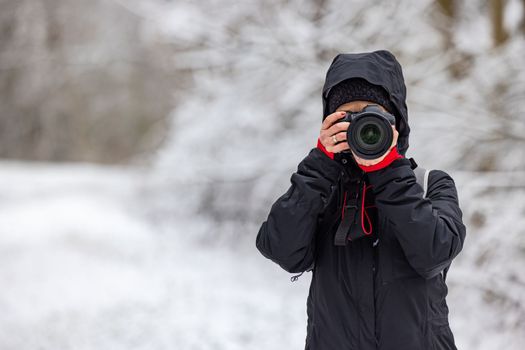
428,169,454,183
427,169,456,184
426,169,460,202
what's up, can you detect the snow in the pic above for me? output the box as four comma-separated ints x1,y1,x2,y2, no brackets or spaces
446,171,525,350
0,161,311,349
1,0,524,348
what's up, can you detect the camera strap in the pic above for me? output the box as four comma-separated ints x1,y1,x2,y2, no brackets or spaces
333,171,367,246
410,158,451,282
334,186,359,246
334,160,431,247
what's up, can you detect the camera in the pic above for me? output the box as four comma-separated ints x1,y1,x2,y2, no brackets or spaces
337,104,396,160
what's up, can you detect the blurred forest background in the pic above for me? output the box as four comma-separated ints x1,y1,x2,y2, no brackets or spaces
0,0,524,349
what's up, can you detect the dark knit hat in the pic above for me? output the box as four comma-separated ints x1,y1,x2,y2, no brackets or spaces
326,78,395,116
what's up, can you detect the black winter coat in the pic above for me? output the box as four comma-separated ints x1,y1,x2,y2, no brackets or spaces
255,51,467,350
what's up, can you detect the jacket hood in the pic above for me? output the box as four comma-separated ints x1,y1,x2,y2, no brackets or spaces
322,50,410,156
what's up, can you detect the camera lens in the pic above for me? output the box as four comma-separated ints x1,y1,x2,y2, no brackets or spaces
359,124,382,145
345,105,396,160
347,114,393,159
355,120,386,151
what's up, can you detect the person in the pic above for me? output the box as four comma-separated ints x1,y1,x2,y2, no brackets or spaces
255,50,467,350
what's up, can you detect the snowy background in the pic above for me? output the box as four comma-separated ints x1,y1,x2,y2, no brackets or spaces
0,0,524,349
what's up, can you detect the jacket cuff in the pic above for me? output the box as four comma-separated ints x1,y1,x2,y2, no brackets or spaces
307,147,344,183
357,146,403,172
316,138,334,160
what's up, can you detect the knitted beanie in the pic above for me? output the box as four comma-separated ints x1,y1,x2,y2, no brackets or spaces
326,78,395,117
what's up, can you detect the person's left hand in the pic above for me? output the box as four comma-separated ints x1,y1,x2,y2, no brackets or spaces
351,126,399,166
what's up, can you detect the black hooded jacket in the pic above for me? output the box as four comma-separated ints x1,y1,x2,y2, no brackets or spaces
255,50,467,350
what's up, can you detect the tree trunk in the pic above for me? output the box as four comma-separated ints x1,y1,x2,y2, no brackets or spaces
491,0,509,47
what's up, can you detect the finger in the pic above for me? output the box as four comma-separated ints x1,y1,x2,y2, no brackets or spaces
320,123,348,145
319,134,336,150
330,141,351,154
352,151,377,166
351,150,366,164
390,126,399,149
325,121,350,136
319,135,329,149
321,111,347,130
321,130,348,151
334,131,347,141
321,130,348,144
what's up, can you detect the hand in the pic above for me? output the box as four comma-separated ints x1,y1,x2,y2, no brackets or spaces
319,111,350,153
351,126,399,166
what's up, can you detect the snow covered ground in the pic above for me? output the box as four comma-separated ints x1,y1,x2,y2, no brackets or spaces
0,160,523,349
0,161,311,349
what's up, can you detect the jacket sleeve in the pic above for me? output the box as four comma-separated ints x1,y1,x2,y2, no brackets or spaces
255,147,343,273
367,158,467,280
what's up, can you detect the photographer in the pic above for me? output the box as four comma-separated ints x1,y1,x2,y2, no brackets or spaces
255,50,466,350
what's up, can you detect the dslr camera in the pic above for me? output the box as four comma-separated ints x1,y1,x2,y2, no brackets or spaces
337,104,396,160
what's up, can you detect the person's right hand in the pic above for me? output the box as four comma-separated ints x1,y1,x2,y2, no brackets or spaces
319,111,351,153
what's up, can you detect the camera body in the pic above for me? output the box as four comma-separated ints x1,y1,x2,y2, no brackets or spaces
337,104,396,160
